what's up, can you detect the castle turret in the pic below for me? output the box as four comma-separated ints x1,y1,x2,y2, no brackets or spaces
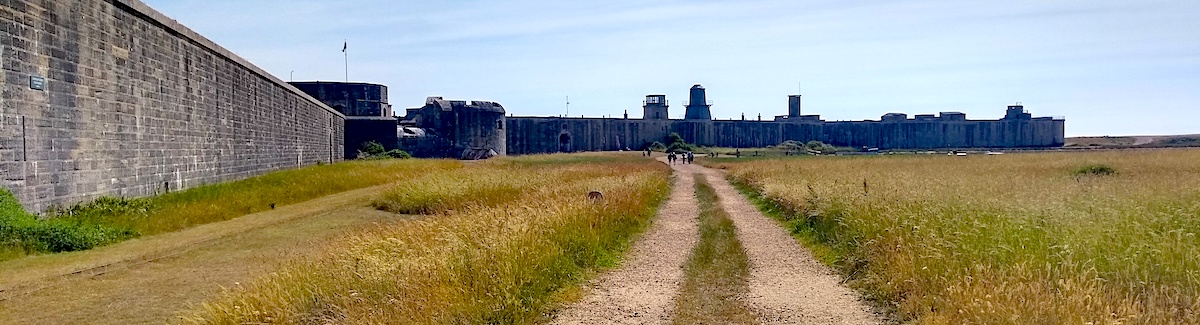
643,94,668,120
788,95,802,117
684,84,712,120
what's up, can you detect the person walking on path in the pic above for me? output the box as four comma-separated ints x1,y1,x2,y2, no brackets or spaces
687,151,694,164
668,152,677,165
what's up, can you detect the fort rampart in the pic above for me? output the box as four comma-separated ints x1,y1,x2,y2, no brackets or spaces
1,0,345,212
506,116,1065,155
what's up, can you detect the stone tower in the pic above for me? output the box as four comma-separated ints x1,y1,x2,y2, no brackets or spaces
643,94,669,120
788,94,802,118
684,84,712,120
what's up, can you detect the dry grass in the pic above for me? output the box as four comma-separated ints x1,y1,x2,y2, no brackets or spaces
185,154,670,324
672,175,757,324
714,149,1200,324
1,159,460,261
118,159,461,235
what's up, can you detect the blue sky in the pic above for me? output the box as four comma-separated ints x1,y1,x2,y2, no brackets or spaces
142,0,1199,136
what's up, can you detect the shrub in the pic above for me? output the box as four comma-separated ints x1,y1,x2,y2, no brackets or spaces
356,141,411,160
667,142,695,153
0,190,138,258
646,141,667,152
776,140,804,151
1073,163,1117,176
664,132,695,152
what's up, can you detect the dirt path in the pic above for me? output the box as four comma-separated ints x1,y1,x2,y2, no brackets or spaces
555,158,878,324
0,184,412,324
551,157,700,324
690,164,881,324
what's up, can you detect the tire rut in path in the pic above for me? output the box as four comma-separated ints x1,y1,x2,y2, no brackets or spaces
552,158,700,324
690,164,881,324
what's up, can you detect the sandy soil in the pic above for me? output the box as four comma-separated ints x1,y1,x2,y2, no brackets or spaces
0,184,412,324
551,157,700,324
692,164,882,324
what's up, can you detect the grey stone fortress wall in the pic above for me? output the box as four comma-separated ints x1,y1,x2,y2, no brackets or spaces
506,116,1065,155
1,0,345,212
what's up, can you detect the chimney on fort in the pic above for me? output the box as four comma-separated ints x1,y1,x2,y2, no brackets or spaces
684,84,712,120
788,94,802,118
643,94,669,120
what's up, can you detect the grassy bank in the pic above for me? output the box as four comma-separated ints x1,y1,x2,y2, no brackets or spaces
186,154,670,324
714,149,1200,324
673,175,756,324
1,159,459,261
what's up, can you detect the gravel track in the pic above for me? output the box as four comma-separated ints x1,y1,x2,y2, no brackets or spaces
692,164,881,324
554,157,880,324
551,158,700,324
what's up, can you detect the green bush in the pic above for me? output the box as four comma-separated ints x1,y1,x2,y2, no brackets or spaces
1073,163,1117,176
664,132,695,152
0,189,138,258
356,141,411,160
775,140,804,151
644,141,667,152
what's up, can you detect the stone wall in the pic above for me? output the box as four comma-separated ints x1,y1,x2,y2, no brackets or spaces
1,0,344,212
505,116,1064,155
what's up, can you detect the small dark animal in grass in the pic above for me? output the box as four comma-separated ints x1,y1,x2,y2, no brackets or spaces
587,191,604,203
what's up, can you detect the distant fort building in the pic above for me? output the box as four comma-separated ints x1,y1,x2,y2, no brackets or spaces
293,82,1065,159
290,80,1070,158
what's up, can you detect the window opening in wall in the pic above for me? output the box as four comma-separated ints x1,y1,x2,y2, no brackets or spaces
497,120,503,130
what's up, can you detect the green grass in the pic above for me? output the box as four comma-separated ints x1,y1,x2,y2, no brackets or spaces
0,159,461,261
186,155,671,324
672,175,757,324
720,149,1200,324
0,190,137,261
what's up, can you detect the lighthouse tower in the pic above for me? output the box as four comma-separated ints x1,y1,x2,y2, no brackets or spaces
684,84,712,120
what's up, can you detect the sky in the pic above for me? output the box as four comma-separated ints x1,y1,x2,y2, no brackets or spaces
141,0,1199,137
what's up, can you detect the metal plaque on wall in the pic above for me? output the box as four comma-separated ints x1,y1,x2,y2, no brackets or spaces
29,76,45,90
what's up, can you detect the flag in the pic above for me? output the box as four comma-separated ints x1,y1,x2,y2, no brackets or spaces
342,41,347,52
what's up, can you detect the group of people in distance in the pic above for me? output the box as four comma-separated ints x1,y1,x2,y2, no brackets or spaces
642,148,706,165
666,151,694,165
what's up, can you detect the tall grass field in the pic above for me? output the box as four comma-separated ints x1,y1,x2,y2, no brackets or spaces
711,149,1200,324
187,154,670,324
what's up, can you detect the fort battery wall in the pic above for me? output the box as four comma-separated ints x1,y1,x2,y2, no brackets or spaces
1,0,345,212
506,116,1064,155
503,87,1065,155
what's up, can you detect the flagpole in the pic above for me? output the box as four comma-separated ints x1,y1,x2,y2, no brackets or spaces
343,39,348,82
